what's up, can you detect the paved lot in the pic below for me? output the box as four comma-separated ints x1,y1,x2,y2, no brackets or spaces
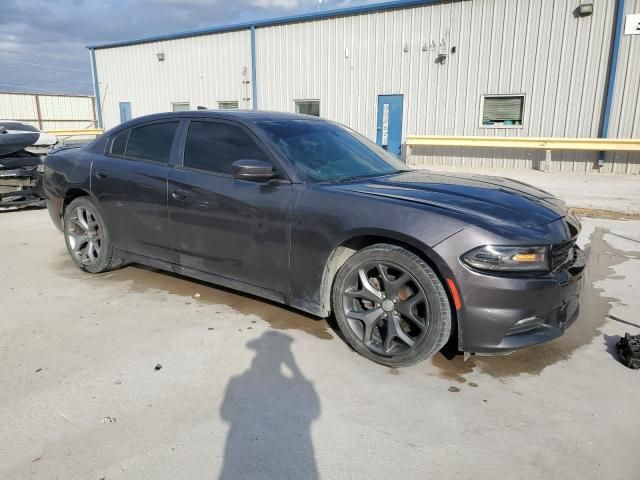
1,208,639,480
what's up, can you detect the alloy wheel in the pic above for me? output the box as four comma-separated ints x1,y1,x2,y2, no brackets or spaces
342,261,430,356
66,205,103,266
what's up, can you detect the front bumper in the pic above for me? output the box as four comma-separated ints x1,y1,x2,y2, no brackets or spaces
466,248,585,353
434,221,586,354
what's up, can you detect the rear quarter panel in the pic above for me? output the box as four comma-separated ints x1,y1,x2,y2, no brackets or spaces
43,148,95,229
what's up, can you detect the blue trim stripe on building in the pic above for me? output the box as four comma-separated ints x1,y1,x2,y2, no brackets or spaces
251,26,258,111
89,48,103,129
86,0,444,50
600,0,626,139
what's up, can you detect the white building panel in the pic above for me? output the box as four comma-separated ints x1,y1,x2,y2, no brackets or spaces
95,30,252,129
0,93,38,122
91,0,640,173
0,92,96,131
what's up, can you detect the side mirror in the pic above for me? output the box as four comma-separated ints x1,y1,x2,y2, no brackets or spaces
231,159,275,181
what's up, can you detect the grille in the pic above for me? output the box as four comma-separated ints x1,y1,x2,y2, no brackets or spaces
551,240,576,271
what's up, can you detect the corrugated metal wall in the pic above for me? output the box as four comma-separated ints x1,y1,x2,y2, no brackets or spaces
258,0,613,139
0,92,96,131
604,0,640,174
94,30,252,129
256,0,638,174
93,0,640,173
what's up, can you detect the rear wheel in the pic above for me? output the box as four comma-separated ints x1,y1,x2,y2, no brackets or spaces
63,197,123,273
332,244,452,367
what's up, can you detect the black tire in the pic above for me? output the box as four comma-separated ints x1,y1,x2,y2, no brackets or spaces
332,244,452,367
63,197,123,273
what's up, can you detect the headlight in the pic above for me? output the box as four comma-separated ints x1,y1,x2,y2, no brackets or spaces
462,245,549,272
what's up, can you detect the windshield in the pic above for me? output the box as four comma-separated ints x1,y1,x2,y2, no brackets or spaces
256,119,408,182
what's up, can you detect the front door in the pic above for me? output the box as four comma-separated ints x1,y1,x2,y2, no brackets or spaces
376,95,404,157
168,119,292,294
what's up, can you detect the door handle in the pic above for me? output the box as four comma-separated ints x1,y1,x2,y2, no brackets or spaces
94,170,108,179
171,188,190,200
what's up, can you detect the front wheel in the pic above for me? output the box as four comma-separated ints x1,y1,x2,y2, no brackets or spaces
332,244,452,367
63,197,123,273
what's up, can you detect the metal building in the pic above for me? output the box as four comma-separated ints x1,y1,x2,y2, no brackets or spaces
89,0,640,174
0,92,97,131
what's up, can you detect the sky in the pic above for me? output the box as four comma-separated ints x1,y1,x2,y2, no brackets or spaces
0,0,379,96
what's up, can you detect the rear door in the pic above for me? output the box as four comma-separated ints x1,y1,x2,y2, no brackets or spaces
92,120,181,261
167,119,292,294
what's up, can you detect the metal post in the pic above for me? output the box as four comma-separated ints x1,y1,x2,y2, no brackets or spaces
544,149,552,172
89,48,104,129
34,94,43,130
250,26,258,111
598,0,626,167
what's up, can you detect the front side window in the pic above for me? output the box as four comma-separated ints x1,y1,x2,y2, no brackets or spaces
125,122,179,163
183,121,268,175
295,100,320,117
481,95,524,127
257,119,407,182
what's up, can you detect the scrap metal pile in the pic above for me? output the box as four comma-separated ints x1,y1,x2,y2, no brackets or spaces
0,122,57,209
617,334,640,370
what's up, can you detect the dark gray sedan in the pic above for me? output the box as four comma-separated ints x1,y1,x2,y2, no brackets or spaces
44,111,585,366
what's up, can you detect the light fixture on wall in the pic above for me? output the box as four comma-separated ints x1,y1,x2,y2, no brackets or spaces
156,52,165,62
577,3,593,16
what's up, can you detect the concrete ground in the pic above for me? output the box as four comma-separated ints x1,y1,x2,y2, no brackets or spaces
420,165,640,215
1,208,639,480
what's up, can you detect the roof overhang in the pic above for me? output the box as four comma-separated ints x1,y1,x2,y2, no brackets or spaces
87,0,449,50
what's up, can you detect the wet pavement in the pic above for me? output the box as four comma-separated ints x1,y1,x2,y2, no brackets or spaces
1,208,639,480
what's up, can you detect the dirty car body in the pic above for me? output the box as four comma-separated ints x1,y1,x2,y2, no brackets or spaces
44,111,585,358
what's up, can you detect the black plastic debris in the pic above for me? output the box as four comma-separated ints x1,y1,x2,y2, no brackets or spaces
154,364,162,371
617,334,640,369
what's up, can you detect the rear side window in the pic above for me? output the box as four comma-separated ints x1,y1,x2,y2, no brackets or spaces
183,121,268,174
125,122,179,163
109,130,129,155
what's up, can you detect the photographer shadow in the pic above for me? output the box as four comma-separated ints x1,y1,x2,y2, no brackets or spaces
219,331,320,480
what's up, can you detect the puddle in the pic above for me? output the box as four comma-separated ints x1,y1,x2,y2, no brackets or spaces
431,227,640,380
53,257,334,340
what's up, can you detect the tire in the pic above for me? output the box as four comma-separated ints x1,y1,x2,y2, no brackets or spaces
332,244,452,367
63,197,123,273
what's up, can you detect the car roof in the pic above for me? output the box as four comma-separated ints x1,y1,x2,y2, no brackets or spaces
121,110,325,127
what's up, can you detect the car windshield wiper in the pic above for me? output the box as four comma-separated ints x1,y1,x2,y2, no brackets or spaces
333,173,388,183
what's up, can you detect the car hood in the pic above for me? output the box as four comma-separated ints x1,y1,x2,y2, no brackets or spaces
335,171,567,227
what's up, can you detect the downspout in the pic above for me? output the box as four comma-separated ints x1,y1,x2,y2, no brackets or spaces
598,0,625,166
251,26,258,111
89,48,104,129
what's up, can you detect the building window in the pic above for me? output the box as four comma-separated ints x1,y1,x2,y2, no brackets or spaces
295,100,320,117
172,102,191,112
218,101,239,110
480,95,524,127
